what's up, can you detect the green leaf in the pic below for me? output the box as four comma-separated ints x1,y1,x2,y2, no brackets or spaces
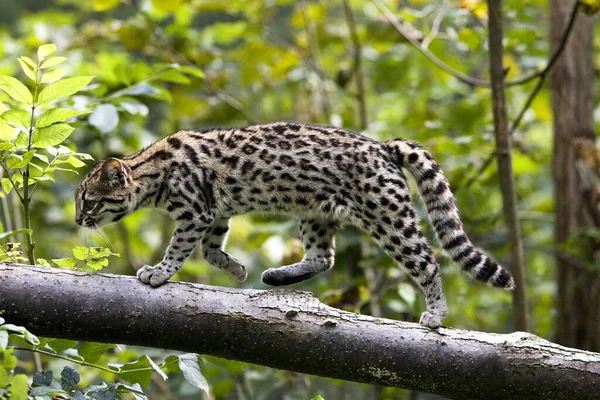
179,65,205,79
1,178,13,194
52,257,77,269
66,155,86,168
40,57,67,69
120,355,166,387
0,76,33,105
87,258,109,270
14,131,28,146
0,142,15,152
40,68,67,84
8,374,28,400
37,76,94,104
31,123,74,147
18,57,37,82
72,246,90,260
61,366,80,390
178,354,209,394
93,0,121,11
1,109,31,128
38,44,57,61
156,69,190,84
20,56,37,69
36,108,91,128
0,99,6,115
48,338,79,353
78,342,115,363
6,150,35,169
0,118,15,141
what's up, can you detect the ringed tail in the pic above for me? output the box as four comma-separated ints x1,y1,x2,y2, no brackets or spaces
388,138,515,290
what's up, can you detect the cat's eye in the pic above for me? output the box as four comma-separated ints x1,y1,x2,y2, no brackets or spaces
82,199,98,212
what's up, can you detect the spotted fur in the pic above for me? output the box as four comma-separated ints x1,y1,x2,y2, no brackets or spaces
75,122,514,329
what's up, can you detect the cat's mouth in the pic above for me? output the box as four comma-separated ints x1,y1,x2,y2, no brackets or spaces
76,215,99,228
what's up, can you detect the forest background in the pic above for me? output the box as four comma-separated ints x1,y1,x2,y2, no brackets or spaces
0,0,599,399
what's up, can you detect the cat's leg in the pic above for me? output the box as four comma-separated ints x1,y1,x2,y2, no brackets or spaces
137,211,213,287
201,217,247,281
357,206,448,329
262,218,337,286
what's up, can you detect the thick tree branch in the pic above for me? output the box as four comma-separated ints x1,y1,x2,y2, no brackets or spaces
1,264,599,399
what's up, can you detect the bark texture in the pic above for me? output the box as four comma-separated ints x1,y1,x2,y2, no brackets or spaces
550,0,599,351
1,264,599,400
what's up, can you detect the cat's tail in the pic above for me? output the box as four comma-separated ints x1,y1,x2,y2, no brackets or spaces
387,138,515,290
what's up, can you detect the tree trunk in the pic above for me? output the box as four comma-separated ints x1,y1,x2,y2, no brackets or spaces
487,0,529,332
1,264,599,400
550,0,600,351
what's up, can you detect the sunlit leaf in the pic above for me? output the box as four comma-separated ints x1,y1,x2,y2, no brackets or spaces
36,108,91,128
37,76,94,104
0,75,33,105
151,0,183,12
20,56,37,69
37,44,57,61
0,118,15,141
0,100,6,115
40,57,67,69
18,57,37,82
52,258,76,269
581,0,600,15
1,109,31,128
40,68,67,84
87,258,109,270
1,178,13,194
66,155,86,168
6,150,35,169
93,0,121,11
9,374,28,400
31,123,74,147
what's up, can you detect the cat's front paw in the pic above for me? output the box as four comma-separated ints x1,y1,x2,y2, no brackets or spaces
136,264,173,287
419,311,444,329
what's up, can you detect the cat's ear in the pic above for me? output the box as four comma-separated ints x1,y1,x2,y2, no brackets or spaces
101,158,131,188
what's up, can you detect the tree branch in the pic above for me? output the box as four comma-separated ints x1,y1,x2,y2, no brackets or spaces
1,264,599,399
371,0,581,88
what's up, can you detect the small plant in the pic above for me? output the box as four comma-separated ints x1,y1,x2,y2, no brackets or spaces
0,44,94,265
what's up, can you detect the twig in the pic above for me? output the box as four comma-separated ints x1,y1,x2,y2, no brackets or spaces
371,0,490,87
342,0,368,130
454,0,581,192
371,0,581,88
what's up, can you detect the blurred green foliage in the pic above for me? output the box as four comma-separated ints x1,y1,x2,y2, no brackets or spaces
0,0,598,398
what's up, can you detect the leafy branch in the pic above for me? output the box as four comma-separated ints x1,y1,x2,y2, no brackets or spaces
0,44,95,264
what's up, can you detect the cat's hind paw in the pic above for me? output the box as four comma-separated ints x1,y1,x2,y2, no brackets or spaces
419,311,444,329
136,264,173,287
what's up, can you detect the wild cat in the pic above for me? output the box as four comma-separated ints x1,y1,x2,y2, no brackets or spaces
75,122,514,328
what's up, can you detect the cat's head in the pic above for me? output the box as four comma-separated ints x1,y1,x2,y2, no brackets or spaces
74,158,133,228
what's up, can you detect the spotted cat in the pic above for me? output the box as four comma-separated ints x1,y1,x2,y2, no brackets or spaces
75,122,514,328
